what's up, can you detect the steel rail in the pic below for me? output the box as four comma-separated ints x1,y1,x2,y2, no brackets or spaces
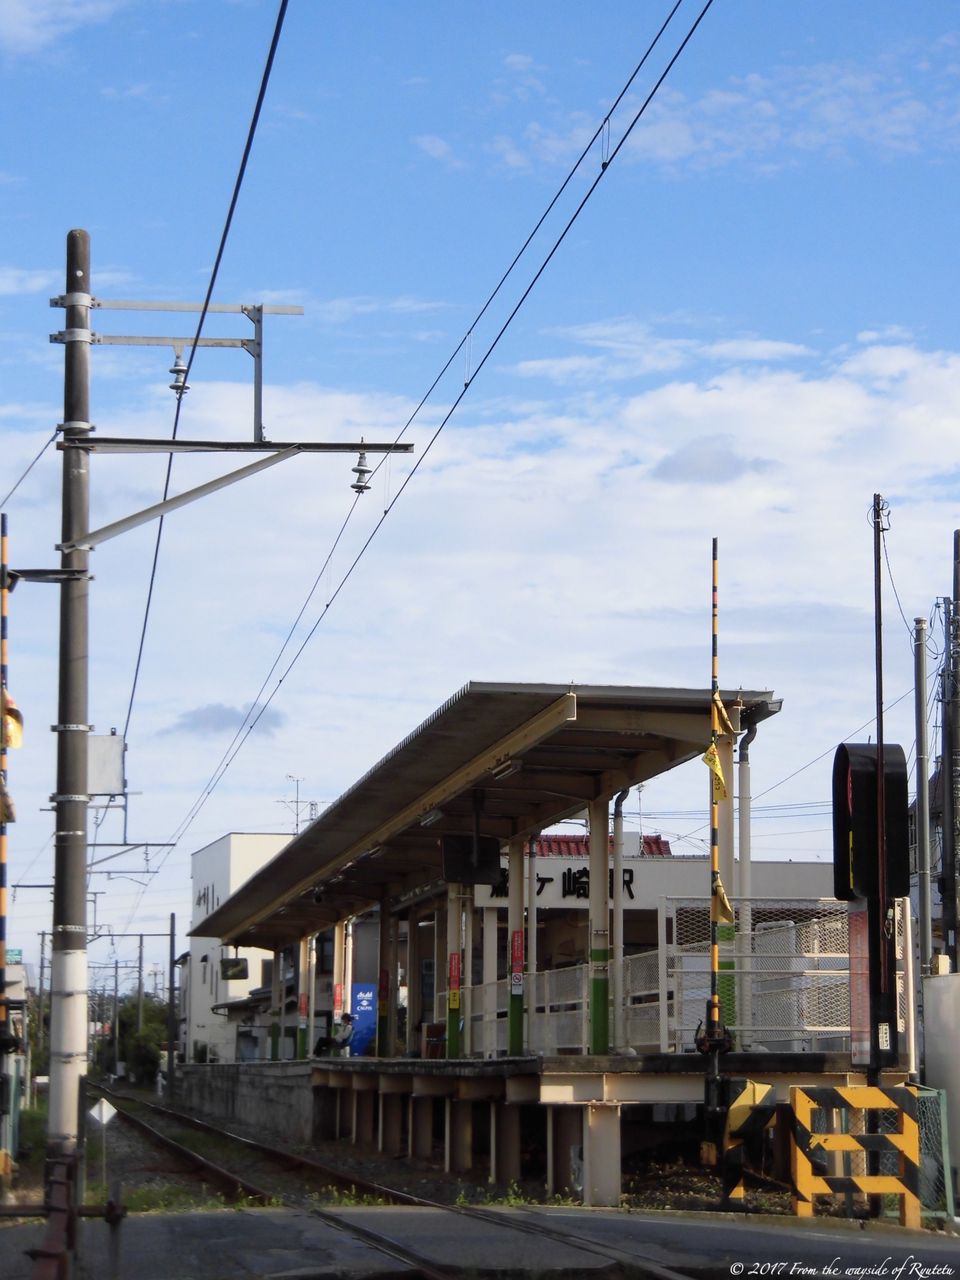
105,1102,274,1205
99,1089,702,1280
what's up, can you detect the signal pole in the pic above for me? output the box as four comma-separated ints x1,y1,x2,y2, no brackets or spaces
48,229,91,1157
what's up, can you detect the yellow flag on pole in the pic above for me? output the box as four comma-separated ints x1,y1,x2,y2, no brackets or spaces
702,740,727,801
713,874,734,924
1,778,15,823
1,688,23,749
712,690,735,737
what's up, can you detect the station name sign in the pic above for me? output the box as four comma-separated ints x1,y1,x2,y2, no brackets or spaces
473,857,636,911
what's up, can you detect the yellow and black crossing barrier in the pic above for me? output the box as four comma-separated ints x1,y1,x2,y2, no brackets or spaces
789,1085,920,1228
721,1078,778,1201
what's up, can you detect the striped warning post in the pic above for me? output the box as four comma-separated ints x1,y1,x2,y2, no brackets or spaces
789,1085,920,1228
722,1078,777,1202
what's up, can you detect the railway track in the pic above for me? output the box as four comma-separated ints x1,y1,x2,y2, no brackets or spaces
94,1086,710,1280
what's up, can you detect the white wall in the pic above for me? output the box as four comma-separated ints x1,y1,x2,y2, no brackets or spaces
922,972,960,1195
187,833,289,1063
474,853,834,911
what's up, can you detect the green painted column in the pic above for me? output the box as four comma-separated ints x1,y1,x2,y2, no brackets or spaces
718,920,737,1031
377,902,392,1057
588,798,610,1055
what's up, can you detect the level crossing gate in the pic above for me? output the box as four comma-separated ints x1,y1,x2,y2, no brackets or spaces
789,1084,920,1228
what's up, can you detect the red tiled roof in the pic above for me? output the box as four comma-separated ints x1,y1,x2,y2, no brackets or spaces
533,834,672,857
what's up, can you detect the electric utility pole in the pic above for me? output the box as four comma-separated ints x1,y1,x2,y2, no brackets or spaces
942,536,960,970
41,229,413,1160
47,229,91,1158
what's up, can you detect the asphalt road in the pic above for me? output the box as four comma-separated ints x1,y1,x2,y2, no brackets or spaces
1,1204,956,1279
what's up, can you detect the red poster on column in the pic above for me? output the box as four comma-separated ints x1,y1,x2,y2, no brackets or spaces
511,929,524,973
333,982,343,1017
448,952,461,1009
298,991,308,1028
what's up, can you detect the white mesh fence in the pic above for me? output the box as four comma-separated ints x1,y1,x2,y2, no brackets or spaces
663,897,851,1053
437,897,914,1059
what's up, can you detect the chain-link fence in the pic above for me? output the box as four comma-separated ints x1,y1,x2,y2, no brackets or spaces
808,1086,955,1221
663,897,851,1052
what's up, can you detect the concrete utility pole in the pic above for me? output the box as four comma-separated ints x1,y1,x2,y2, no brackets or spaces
47,229,92,1157
42,227,414,1158
137,934,144,1034
167,914,176,1100
113,959,119,1073
38,931,47,1058
914,618,933,975
943,537,960,970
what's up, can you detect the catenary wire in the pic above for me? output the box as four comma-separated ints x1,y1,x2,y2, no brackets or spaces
880,524,915,644
122,0,289,746
122,0,719,905
0,429,59,509
357,0,688,494
121,0,688,857
160,494,362,848
672,688,916,848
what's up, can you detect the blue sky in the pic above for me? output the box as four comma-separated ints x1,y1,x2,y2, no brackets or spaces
2,1,959,981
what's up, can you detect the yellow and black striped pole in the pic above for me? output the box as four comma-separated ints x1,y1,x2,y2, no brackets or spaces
699,538,731,1157
708,537,721,1057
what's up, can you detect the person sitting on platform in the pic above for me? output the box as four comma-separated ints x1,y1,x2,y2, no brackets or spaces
312,1012,353,1057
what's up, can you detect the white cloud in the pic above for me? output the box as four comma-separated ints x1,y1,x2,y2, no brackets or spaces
313,295,450,325
495,45,960,176
0,267,60,295
414,134,465,169
701,339,813,362
5,329,958,963
489,134,531,171
511,322,814,384
0,0,126,54
856,325,914,345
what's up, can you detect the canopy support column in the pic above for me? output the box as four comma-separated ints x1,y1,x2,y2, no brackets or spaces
588,798,610,1055
507,838,525,1055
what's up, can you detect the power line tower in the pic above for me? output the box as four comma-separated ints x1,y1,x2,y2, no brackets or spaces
26,229,414,1163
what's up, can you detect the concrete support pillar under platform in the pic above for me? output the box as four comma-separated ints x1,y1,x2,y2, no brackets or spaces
493,1102,521,1186
353,1090,376,1146
551,1106,582,1198
409,1095,433,1160
583,1104,621,1208
379,1093,404,1157
445,1099,473,1174
336,1088,351,1141
313,1087,338,1141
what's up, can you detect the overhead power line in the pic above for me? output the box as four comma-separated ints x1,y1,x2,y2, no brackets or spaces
153,0,693,854
1,429,59,509
153,0,719,856
123,0,290,744
118,0,718,920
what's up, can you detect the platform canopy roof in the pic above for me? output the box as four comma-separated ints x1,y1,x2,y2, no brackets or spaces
193,681,780,950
